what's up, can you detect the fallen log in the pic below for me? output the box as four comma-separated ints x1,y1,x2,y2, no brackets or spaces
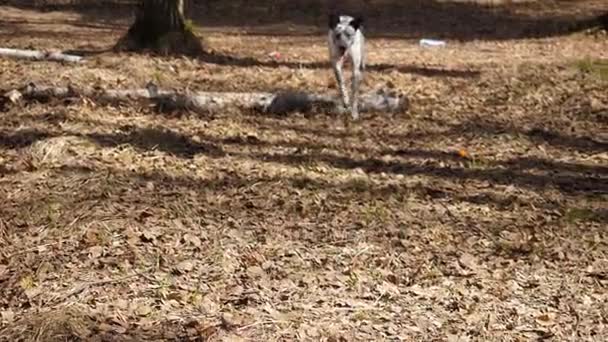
0,48,84,63
5,83,409,115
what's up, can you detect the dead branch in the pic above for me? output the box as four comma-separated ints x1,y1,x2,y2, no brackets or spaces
0,48,84,63
6,82,409,115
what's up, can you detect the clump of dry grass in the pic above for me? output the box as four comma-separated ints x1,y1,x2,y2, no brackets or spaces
25,135,94,170
0,306,94,342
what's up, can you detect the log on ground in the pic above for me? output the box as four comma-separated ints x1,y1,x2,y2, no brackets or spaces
0,48,84,63
6,83,410,115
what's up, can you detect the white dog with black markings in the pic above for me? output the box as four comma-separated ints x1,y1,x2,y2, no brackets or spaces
328,13,366,120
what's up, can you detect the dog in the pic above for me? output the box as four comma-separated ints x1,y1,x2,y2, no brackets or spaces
328,13,366,120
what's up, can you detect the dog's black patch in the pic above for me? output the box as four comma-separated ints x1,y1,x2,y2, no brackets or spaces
349,17,363,31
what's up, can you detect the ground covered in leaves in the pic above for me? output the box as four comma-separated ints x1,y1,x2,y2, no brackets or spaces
1,1,608,341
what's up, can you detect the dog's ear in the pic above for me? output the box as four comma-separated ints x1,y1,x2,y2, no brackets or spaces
329,13,340,29
349,16,363,30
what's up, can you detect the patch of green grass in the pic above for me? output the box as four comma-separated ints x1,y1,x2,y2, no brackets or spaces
360,200,391,226
575,58,608,81
465,157,491,170
152,69,164,84
184,19,197,34
345,176,370,193
563,208,599,224
45,200,63,224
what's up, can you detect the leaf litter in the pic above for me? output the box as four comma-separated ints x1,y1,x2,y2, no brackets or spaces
0,1,608,341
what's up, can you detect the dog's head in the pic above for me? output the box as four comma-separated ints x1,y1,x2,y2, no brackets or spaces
328,14,363,50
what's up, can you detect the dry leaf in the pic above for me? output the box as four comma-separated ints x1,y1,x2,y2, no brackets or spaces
83,230,99,245
220,313,242,330
200,296,220,313
111,324,127,335
182,233,201,247
4,89,22,103
24,287,42,299
0,265,8,279
98,323,115,332
377,281,400,297
246,265,264,278
263,303,288,321
0,310,15,323
458,252,478,271
447,334,470,342
88,245,103,259
135,303,152,316
140,230,158,243
176,260,195,273
536,313,556,326
404,325,421,333
457,149,470,159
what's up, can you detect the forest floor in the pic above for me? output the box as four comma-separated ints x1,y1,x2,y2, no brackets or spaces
0,1,607,341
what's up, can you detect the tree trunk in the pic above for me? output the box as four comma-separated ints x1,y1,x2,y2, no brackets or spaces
114,0,203,56
599,12,608,30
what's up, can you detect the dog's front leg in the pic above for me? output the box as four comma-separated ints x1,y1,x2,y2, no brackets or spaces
332,60,349,112
350,64,362,120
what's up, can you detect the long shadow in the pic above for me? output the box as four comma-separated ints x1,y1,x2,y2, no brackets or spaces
0,12,480,77
0,18,123,30
6,1,602,76
0,128,57,149
449,120,608,154
195,51,481,78
271,117,608,155
0,125,225,159
248,150,607,195
183,128,608,195
499,156,608,176
42,160,608,225
189,0,607,41
4,0,606,42
84,125,226,159
1,121,605,197
0,307,229,342
197,126,608,178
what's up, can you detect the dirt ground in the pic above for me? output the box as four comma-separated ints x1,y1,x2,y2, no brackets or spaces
1,1,608,341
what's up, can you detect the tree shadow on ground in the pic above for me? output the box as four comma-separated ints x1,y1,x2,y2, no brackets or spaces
197,125,608,178
195,51,481,78
450,120,608,154
0,306,225,342
0,125,224,159
270,117,608,155
84,125,226,159
0,128,57,149
4,0,606,42
120,121,607,197
243,150,606,196
1,121,605,198
0,11,481,77
48,160,608,227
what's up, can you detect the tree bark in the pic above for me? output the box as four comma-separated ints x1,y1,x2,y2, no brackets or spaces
114,0,203,56
5,83,409,116
599,12,608,30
